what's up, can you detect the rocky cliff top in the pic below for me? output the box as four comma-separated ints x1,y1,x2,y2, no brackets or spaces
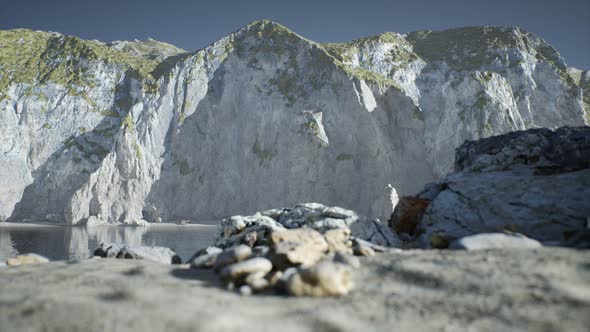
1,21,585,101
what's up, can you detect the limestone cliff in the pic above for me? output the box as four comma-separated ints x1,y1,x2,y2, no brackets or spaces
0,21,586,224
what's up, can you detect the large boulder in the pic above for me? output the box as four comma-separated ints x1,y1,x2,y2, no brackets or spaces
391,127,590,247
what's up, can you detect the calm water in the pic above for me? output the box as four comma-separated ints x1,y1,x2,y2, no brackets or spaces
0,224,219,263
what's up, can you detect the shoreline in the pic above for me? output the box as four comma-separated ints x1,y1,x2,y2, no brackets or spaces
0,221,219,228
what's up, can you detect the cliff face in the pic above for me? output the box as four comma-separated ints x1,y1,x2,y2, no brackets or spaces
0,21,586,224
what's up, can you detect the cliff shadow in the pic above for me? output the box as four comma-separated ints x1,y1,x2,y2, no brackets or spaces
9,71,139,223
142,51,231,222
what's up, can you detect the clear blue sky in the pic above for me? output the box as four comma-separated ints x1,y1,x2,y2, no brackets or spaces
1,0,589,69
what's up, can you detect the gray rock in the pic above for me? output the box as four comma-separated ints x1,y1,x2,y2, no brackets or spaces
215,203,401,251
450,233,543,250
245,272,270,292
216,214,285,249
352,238,400,255
189,247,223,269
415,127,590,246
350,218,401,247
93,243,181,265
332,251,361,269
252,245,269,257
353,241,375,257
323,206,358,220
213,245,252,271
287,261,354,297
219,257,273,281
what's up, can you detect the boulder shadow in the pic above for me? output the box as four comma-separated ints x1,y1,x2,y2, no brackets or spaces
169,267,224,288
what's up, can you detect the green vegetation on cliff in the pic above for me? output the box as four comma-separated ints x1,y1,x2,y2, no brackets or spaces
0,29,171,101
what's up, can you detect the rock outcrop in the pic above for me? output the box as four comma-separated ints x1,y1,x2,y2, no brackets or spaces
1,21,587,224
215,203,401,249
94,242,182,264
186,203,392,296
390,127,590,248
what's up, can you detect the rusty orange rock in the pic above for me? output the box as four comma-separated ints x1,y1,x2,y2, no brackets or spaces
389,197,430,235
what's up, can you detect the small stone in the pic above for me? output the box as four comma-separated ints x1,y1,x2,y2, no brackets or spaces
176,219,190,225
219,257,272,281
213,245,252,271
244,231,257,247
192,246,223,257
134,219,150,227
332,251,360,269
324,228,352,254
322,206,357,220
273,267,298,293
239,285,252,296
266,270,283,287
190,252,221,269
86,215,107,227
287,261,354,297
6,253,49,266
252,245,269,257
297,202,327,211
449,233,543,250
352,240,375,256
269,228,328,269
260,208,286,220
350,219,402,247
229,215,247,230
245,272,270,291
430,233,451,249
309,218,350,232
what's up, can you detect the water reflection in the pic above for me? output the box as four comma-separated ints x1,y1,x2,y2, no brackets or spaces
0,225,218,262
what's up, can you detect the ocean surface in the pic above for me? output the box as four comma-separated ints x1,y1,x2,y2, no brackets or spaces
0,223,219,263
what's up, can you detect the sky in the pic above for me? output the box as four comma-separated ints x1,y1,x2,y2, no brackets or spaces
1,0,589,69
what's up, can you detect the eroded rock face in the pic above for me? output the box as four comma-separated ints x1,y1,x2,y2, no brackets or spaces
392,127,590,247
1,22,586,224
